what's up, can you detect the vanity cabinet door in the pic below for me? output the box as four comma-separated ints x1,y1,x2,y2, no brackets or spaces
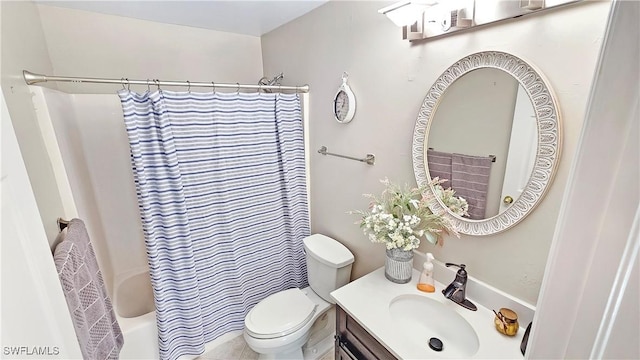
335,305,397,360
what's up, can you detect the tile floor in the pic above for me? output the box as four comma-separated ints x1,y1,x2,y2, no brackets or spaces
198,334,335,360
198,335,258,360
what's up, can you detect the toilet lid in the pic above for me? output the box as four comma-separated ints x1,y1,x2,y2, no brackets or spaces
245,288,317,339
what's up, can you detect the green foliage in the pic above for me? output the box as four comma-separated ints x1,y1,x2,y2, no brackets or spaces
353,178,466,249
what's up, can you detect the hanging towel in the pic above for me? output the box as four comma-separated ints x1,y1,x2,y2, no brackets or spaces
54,219,123,360
426,149,453,184
451,153,493,220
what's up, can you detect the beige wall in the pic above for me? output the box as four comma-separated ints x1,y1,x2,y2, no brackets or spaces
36,4,264,94
262,0,611,304
1,1,63,242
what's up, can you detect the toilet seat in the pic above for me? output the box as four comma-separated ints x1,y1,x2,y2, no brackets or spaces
245,288,317,339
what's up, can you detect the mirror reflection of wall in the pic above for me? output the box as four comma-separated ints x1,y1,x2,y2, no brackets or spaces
427,68,537,219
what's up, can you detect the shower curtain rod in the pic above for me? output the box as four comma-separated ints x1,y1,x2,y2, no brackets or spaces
22,70,310,93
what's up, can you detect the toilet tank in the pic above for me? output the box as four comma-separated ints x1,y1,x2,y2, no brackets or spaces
303,234,354,303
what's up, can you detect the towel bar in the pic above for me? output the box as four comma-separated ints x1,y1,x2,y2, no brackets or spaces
428,147,496,163
57,217,70,232
318,146,375,165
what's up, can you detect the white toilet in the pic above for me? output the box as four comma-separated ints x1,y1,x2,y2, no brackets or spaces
243,234,354,359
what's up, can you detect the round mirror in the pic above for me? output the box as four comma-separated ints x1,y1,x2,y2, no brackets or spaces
412,51,561,235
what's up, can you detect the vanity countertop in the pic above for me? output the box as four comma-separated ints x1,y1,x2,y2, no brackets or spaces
331,267,525,359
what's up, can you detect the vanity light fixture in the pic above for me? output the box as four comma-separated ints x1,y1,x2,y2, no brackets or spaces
377,1,435,27
379,0,473,41
382,0,584,42
520,0,544,10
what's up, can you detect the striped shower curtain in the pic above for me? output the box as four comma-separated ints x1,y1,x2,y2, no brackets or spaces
119,90,310,360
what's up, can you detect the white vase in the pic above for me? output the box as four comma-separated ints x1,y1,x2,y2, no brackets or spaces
384,248,413,284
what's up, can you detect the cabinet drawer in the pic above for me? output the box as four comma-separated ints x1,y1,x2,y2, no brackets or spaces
336,305,397,360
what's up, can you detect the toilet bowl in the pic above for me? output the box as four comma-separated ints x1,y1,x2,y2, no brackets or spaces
243,287,330,358
243,234,354,359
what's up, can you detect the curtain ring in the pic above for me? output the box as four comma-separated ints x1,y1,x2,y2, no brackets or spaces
236,83,240,94
121,78,126,90
258,83,262,95
125,78,130,91
154,79,161,90
186,80,191,93
211,81,215,93
146,79,151,92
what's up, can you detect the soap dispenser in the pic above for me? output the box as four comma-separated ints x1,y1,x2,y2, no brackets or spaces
417,253,435,293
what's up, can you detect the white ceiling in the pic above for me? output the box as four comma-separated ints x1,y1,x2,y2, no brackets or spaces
36,1,329,36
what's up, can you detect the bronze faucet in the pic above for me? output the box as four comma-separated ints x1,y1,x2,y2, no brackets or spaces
442,263,477,311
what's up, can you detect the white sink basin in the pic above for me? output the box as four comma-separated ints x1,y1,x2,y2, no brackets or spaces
389,294,480,358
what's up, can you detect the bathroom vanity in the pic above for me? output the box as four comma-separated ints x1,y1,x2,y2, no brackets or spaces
335,305,396,360
331,267,525,359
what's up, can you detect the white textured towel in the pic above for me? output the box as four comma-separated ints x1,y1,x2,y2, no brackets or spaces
54,219,123,360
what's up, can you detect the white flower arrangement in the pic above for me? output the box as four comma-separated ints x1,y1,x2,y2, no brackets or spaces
433,181,470,218
354,178,468,250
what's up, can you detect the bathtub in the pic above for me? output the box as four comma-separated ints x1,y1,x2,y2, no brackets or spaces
113,270,243,359
114,270,159,359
